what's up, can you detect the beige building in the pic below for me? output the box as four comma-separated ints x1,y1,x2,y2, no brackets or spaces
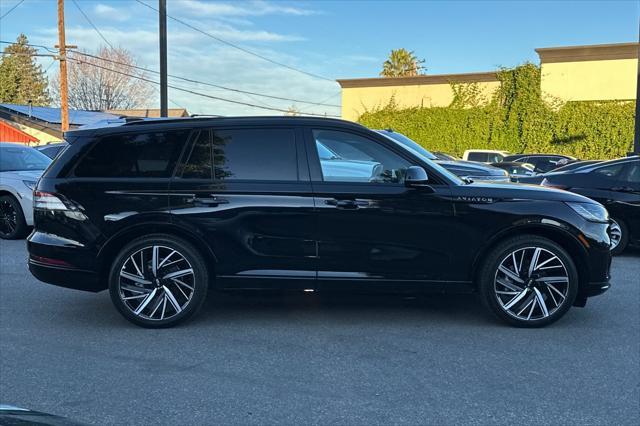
337,42,639,121
537,43,638,103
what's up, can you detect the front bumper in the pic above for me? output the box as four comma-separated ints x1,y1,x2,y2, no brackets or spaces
16,190,34,226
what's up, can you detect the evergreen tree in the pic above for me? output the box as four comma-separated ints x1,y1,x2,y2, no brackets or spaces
0,34,51,105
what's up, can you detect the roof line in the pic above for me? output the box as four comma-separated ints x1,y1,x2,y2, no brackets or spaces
337,71,499,88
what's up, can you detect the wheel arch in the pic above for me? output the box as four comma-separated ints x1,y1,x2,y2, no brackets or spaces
471,224,590,291
97,222,218,289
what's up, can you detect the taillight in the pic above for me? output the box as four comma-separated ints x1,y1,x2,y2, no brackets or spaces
33,191,69,211
541,178,568,190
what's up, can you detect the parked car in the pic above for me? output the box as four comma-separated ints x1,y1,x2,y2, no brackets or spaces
516,160,602,185
375,130,509,182
503,154,575,174
28,117,611,328
438,160,510,182
36,142,68,159
462,149,510,163
316,140,383,182
490,161,537,179
0,143,52,239
433,151,459,161
542,156,639,254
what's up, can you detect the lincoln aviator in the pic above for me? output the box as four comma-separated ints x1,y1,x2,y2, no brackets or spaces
28,117,612,328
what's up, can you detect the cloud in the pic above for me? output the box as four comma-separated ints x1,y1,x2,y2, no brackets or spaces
93,3,130,22
174,0,319,17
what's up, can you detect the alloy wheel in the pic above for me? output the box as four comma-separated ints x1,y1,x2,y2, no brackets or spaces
0,200,17,237
609,219,622,251
118,245,195,321
494,247,569,321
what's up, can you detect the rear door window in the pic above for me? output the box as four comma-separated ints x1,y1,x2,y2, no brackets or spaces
74,130,189,178
212,128,297,181
180,130,212,179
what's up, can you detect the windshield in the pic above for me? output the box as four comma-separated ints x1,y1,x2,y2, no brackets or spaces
0,145,52,172
375,130,437,160
375,130,464,184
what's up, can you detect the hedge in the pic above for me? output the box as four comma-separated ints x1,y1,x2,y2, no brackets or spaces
358,64,634,160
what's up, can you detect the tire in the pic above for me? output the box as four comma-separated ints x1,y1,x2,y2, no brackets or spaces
478,235,578,328
609,217,629,256
0,195,28,240
108,234,209,328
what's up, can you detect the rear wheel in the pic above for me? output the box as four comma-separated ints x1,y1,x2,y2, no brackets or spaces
0,195,28,240
609,217,628,255
108,234,209,328
478,236,578,327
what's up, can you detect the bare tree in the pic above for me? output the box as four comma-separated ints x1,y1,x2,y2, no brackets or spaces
51,46,154,110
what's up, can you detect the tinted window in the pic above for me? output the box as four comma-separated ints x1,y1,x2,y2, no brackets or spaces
533,157,558,173
592,163,624,180
212,128,297,181
181,131,212,179
75,130,189,178
375,130,437,160
621,162,640,184
313,129,410,183
487,153,505,163
467,152,488,162
0,146,51,171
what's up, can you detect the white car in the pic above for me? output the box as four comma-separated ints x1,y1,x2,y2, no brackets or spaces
462,149,510,163
0,143,52,239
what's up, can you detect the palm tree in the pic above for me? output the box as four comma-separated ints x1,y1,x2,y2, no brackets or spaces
380,49,425,77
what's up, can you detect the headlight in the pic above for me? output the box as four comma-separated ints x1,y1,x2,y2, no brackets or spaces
22,180,37,190
565,202,609,223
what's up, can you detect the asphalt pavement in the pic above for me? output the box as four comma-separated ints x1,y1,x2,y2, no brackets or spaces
0,239,638,425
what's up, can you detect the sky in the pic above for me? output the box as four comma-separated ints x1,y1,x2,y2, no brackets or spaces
0,0,638,117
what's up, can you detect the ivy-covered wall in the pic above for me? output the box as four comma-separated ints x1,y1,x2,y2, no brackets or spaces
358,64,634,159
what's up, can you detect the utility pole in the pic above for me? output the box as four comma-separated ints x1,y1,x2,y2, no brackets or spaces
57,0,69,131
159,0,168,117
634,21,640,155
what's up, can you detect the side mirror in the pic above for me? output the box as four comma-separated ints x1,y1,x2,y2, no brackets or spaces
405,166,433,191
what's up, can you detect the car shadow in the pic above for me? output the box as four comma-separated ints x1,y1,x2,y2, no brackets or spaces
191,290,501,328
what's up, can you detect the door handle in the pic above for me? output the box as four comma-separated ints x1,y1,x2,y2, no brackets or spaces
325,199,369,209
188,196,229,206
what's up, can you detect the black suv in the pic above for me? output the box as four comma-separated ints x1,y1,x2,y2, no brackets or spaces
28,117,611,328
541,156,640,255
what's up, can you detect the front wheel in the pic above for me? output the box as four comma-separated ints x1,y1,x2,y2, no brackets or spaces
108,234,209,328
478,236,578,327
0,195,28,240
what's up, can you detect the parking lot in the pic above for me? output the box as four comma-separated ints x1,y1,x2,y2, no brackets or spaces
0,238,638,425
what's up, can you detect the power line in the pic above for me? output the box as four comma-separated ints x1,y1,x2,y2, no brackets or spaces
71,0,114,49
63,5,186,111
133,0,336,83
0,0,24,20
0,39,341,109
68,57,340,117
70,50,341,108
0,40,57,53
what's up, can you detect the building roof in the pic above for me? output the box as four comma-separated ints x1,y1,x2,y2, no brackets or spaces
338,42,638,89
336,71,499,88
535,42,639,63
0,103,118,126
106,108,189,118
